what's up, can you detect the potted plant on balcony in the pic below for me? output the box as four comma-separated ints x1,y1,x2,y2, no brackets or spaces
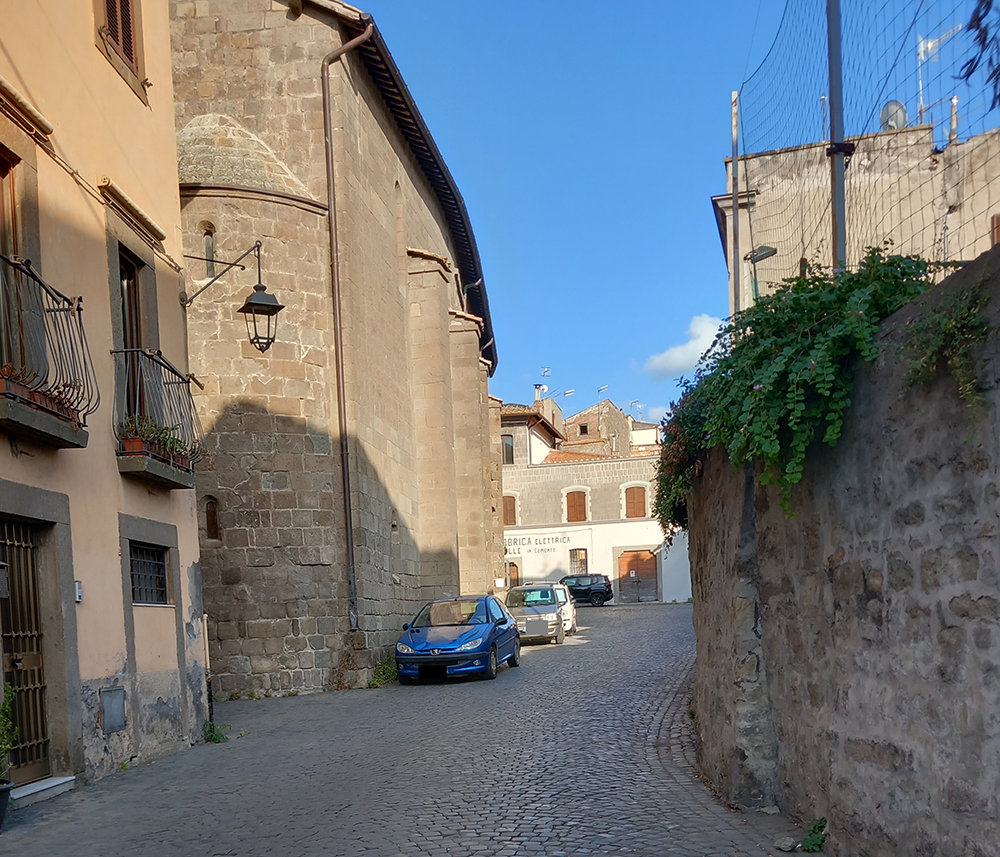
117,416,193,471
0,681,17,831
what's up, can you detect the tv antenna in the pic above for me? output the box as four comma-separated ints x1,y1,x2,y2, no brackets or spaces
918,24,961,125
597,385,608,395
563,389,575,397
541,367,551,377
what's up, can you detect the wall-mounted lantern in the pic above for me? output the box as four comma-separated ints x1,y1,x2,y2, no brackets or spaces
181,241,285,353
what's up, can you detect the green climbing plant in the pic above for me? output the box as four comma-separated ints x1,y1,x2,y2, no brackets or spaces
654,246,935,531
905,282,991,405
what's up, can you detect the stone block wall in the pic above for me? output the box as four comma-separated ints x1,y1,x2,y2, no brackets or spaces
502,454,658,526
688,247,1000,856
172,0,502,688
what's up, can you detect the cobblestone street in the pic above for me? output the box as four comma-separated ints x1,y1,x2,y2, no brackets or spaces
3,604,797,856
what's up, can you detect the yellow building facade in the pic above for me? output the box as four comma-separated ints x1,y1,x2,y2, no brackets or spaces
0,1,207,792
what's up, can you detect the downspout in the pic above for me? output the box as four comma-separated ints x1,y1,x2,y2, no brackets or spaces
322,18,374,632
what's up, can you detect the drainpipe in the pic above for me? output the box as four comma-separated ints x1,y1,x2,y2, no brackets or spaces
321,18,374,632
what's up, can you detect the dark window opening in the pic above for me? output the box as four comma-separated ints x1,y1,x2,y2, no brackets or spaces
119,246,143,351
579,424,589,436
130,541,168,604
501,434,514,465
204,228,216,279
992,213,1000,248
566,491,586,523
205,497,220,540
0,151,17,258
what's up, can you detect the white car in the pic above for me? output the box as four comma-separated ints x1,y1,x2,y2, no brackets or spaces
505,584,577,644
552,583,577,636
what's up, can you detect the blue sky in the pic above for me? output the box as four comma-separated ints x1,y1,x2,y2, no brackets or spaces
359,0,787,423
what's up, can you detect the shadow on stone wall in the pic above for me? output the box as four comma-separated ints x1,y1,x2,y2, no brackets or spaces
688,245,1000,856
198,400,460,693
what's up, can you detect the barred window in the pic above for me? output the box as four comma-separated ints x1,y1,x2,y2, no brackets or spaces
130,541,168,604
570,549,588,576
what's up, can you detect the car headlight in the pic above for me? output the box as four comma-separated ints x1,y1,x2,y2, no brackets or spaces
396,642,416,655
544,612,559,622
456,637,485,652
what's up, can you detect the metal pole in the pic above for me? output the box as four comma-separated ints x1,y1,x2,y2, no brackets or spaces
827,0,847,270
731,90,741,313
322,20,375,632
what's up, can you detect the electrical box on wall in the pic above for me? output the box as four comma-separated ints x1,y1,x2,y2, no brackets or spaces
75,581,83,603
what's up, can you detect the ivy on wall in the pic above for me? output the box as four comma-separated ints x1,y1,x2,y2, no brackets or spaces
654,247,942,533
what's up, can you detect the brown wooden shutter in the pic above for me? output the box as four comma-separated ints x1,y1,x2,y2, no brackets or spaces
502,496,516,527
566,491,586,523
992,213,1000,248
625,486,646,518
105,0,138,71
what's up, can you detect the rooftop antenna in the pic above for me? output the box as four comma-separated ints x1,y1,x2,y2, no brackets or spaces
541,367,551,377
597,385,608,395
918,24,961,125
629,399,639,414
563,389,575,397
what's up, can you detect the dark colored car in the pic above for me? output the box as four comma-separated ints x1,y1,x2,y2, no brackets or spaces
559,574,614,607
395,595,520,682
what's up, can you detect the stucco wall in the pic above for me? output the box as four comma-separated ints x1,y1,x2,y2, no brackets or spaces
688,247,1000,855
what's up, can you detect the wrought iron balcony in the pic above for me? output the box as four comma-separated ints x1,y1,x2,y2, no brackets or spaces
0,254,100,447
112,348,206,489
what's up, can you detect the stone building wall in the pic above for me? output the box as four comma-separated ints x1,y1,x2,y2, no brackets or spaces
688,247,1000,856
171,0,500,690
502,451,658,526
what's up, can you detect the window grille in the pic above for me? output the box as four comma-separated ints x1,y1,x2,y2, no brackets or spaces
130,542,168,604
570,549,588,576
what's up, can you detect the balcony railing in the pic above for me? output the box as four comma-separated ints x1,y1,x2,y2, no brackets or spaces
112,348,206,476
0,254,100,428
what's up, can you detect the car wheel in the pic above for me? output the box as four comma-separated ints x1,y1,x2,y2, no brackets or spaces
485,645,498,679
590,592,605,607
509,637,521,667
554,624,565,645
398,674,415,685
570,620,577,635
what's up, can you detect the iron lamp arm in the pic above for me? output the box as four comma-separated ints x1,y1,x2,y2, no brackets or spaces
181,241,262,307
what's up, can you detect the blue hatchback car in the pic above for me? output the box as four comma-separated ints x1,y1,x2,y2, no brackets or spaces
395,595,520,682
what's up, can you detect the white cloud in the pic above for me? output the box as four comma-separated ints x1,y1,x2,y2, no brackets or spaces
646,405,669,423
643,314,722,379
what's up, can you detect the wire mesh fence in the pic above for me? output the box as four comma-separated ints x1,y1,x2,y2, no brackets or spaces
736,0,1000,302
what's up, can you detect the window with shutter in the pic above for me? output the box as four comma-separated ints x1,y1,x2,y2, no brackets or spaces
0,152,16,258
96,0,146,103
566,491,586,523
502,496,516,527
104,0,138,71
625,486,646,518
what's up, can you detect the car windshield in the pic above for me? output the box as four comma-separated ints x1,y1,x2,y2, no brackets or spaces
412,599,488,627
505,588,556,607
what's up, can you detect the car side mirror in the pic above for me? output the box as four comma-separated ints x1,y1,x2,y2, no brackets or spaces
402,623,410,630
495,616,505,625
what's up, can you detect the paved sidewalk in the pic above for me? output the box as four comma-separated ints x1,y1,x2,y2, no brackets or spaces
2,603,799,856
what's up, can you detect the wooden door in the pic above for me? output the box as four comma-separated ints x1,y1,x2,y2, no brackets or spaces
618,550,657,603
0,518,49,784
